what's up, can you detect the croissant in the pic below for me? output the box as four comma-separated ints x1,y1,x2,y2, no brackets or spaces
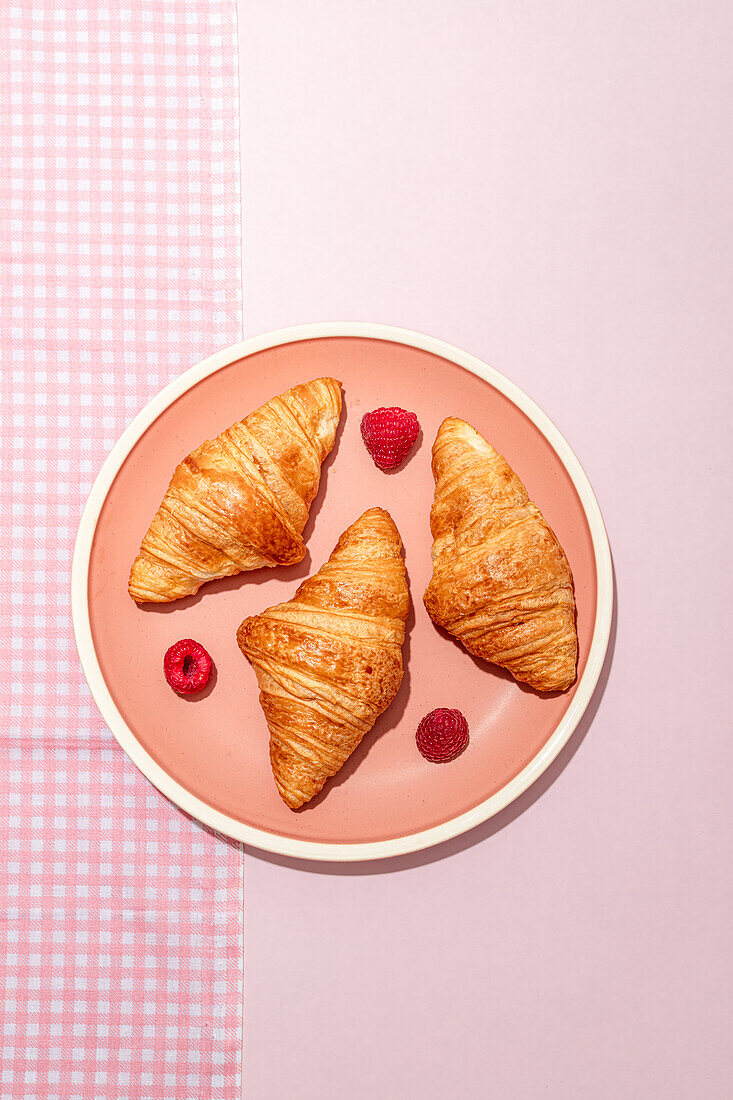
128,377,342,602
423,417,577,692
237,508,409,809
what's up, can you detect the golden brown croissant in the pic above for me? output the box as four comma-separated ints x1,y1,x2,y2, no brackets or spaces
128,377,342,603
237,508,409,809
423,417,577,692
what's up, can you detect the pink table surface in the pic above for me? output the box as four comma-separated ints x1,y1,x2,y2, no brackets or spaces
238,2,732,1097
1,3,242,1098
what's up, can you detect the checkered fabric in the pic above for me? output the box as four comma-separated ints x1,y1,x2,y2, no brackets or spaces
0,3,243,1098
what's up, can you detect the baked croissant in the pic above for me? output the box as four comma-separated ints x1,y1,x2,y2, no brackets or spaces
128,377,342,602
423,417,577,692
237,508,409,809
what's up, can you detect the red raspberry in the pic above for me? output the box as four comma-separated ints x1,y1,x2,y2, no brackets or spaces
416,708,469,763
163,639,213,695
360,406,420,471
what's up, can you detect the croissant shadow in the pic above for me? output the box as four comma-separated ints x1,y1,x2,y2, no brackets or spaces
293,556,416,812
136,557,315,614
137,390,348,615
429,618,565,699
246,556,618,873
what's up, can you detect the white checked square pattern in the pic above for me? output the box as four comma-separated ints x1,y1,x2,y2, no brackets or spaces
0,2,243,1098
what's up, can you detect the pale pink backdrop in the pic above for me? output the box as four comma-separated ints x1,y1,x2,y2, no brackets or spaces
239,2,732,1098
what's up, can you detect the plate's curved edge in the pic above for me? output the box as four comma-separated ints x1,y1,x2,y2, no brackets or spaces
71,321,613,863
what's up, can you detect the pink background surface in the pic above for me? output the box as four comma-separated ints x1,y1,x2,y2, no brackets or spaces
238,2,732,1098
88,336,597,845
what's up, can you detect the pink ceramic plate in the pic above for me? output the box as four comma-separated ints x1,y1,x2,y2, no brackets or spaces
72,323,612,861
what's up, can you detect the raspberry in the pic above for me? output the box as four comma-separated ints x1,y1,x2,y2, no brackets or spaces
416,708,469,763
360,406,420,471
163,638,213,695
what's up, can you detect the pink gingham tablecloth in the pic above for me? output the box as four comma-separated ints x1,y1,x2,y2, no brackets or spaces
0,2,243,1097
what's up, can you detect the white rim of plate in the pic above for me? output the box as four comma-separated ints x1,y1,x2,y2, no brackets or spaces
72,322,613,863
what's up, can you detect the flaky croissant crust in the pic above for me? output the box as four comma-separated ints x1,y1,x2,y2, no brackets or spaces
423,417,577,693
237,507,409,809
128,377,342,603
